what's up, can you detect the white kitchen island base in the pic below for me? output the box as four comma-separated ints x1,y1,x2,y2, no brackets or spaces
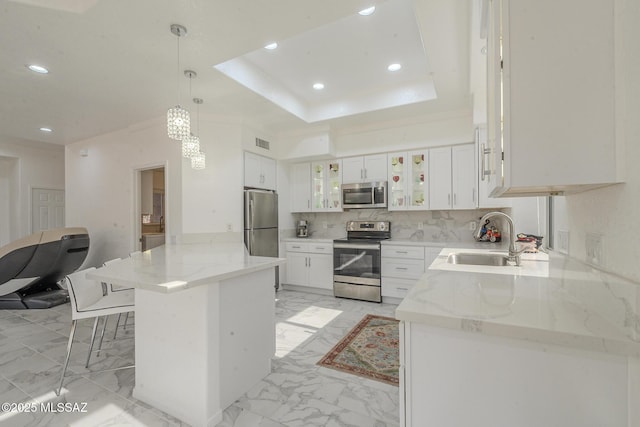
132,268,275,427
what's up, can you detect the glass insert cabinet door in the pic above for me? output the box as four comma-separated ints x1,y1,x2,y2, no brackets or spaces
409,152,427,208
312,163,325,210
389,155,407,209
388,150,428,210
326,162,341,209
312,160,342,211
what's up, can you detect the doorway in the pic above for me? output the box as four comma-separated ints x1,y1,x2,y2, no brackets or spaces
0,156,18,246
135,166,166,251
31,188,65,234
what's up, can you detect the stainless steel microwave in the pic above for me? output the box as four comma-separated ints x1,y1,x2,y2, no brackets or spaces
341,182,387,209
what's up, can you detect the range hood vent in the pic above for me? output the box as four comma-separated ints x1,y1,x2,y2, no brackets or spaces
255,138,270,150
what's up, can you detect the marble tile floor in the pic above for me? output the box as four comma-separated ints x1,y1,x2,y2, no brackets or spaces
0,290,400,426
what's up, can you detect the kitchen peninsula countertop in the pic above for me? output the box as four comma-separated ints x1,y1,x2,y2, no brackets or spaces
88,241,285,294
396,249,640,357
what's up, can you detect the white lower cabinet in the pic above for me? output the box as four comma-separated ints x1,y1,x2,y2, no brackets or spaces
424,247,442,267
401,321,629,427
381,245,425,299
284,242,333,290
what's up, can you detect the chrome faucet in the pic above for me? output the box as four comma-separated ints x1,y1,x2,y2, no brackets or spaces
474,211,525,266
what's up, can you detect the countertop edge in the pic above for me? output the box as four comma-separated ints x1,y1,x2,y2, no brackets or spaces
88,258,285,294
396,249,640,358
395,307,640,358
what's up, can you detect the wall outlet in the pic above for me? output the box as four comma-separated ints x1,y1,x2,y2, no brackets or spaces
469,221,477,231
417,222,423,230
322,221,328,229
556,230,570,254
585,232,603,266
226,223,233,232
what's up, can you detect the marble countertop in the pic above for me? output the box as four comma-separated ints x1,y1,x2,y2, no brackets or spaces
87,242,285,294
396,249,640,357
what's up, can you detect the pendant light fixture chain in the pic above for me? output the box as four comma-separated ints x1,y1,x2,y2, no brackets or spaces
167,24,191,141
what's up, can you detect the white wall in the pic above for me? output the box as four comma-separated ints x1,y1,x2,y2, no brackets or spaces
181,120,244,234
65,118,183,267
560,0,639,282
0,157,17,246
0,139,65,242
65,115,268,266
332,111,474,157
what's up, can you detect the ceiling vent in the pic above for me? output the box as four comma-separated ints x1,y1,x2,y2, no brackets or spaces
255,137,270,150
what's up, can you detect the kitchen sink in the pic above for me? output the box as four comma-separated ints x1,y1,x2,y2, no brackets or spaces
446,252,511,266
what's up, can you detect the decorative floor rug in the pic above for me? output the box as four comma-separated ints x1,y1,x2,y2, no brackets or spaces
317,314,400,386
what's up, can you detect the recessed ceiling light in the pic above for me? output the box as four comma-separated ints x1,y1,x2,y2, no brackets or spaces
39,127,52,132
27,64,49,74
313,83,325,90
387,63,402,72
358,6,376,16
264,42,278,50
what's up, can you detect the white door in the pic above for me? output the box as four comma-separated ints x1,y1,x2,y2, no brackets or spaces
291,163,311,212
363,154,388,181
308,253,333,289
285,252,309,286
32,188,65,232
429,147,453,210
452,145,477,209
244,152,262,188
342,156,365,183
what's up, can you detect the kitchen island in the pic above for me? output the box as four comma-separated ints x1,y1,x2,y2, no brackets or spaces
396,249,640,427
88,242,285,427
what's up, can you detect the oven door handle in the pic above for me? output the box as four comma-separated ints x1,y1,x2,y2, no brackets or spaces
333,243,380,250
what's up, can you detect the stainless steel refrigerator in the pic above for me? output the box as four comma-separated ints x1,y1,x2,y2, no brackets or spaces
244,189,279,258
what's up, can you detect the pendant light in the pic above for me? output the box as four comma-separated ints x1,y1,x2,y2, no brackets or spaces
191,150,206,170
190,102,206,169
167,24,190,141
181,72,200,158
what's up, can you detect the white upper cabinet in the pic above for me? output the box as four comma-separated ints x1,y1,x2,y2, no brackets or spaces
342,154,387,183
290,163,311,212
388,151,429,210
290,160,342,213
311,160,342,212
476,126,511,208
429,144,477,210
451,145,476,209
428,147,453,210
486,0,623,197
244,152,276,190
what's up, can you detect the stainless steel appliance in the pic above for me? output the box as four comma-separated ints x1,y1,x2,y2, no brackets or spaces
333,220,390,303
244,188,279,289
341,181,387,209
296,220,309,238
244,189,279,257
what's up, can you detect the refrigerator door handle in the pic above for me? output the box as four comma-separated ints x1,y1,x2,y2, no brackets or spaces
249,199,255,231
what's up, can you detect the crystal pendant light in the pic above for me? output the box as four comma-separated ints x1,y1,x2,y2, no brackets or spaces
187,96,205,170
182,134,200,158
191,151,206,170
167,24,190,140
181,73,200,158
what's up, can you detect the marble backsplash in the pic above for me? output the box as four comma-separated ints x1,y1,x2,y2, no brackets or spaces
292,209,510,243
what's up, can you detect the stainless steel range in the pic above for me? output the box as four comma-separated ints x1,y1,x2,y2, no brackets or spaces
333,221,390,303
